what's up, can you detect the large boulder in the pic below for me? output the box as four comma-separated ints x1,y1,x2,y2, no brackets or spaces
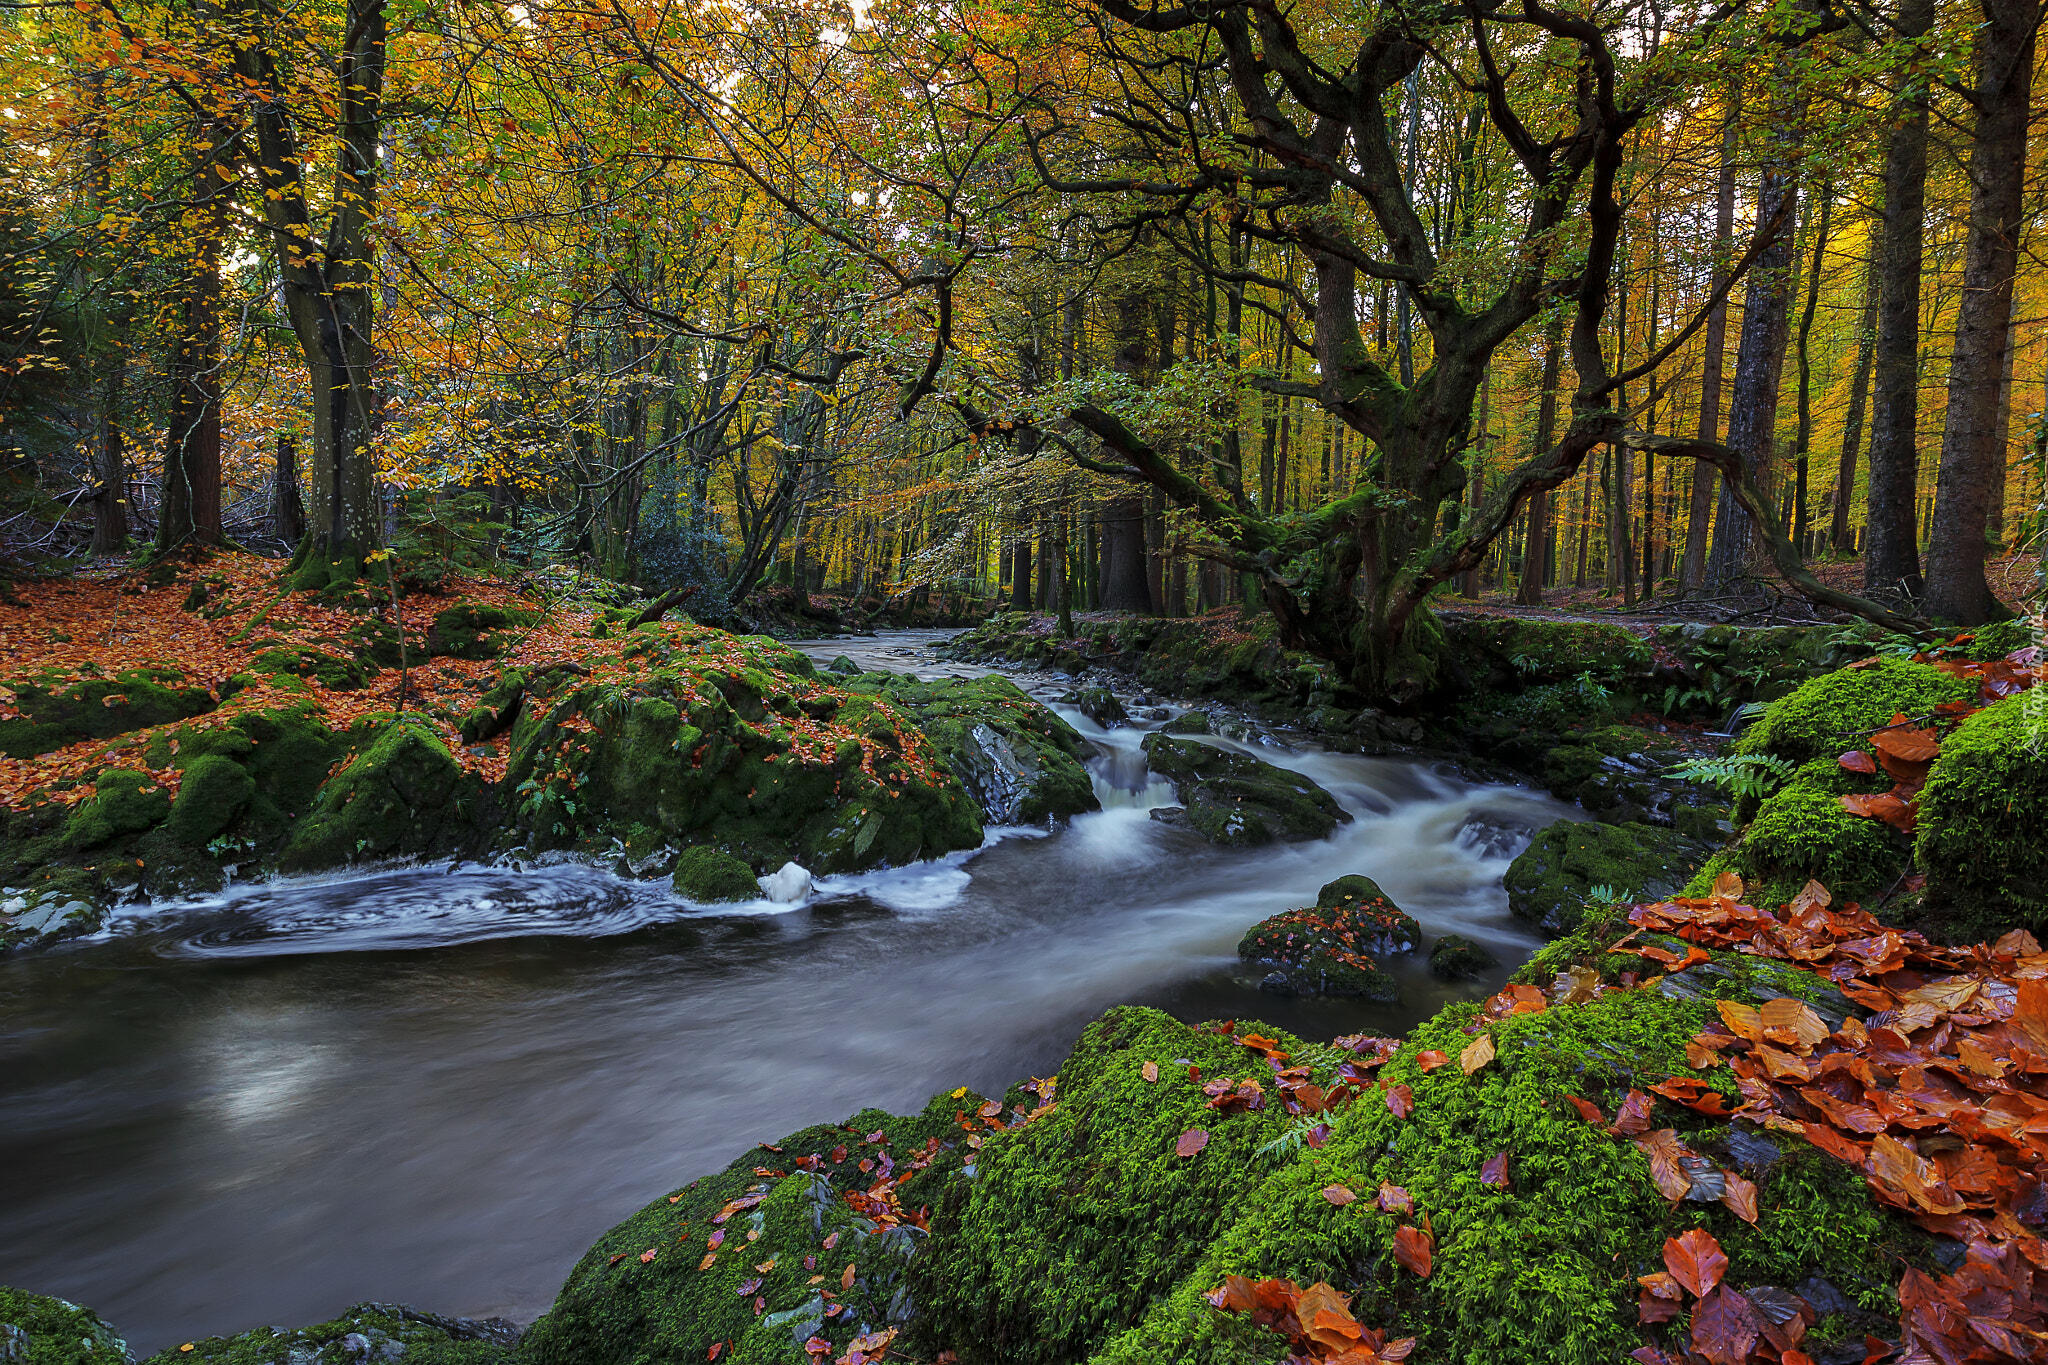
1140,735,1347,845
0,1286,130,1364
1237,875,1420,1000
1915,694,2048,942
1505,820,1711,935
840,674,1099,825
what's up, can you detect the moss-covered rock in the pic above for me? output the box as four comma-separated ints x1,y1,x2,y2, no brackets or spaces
246,645,369,691
1141,735,1347,845
426,604,540,660
1159,710,1213,735
671,845,759,902
139,1302,517,1365
1443,616,1654,686
162,753,255,848
1915,694,2048,941
1237,878,1419,1000
0,666,215,758
63,768,172,849
910,1009,1311,1365
1732,657,1974,765
1068,686,1128,729
1429,933,1497,980
1721,759,1906,910
0,1286,131,1364
521,1100,962,1365
1504,820,1710,935
840,674,1099,824
278,721,482,870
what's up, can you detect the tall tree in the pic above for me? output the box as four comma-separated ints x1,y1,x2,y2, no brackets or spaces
1679,98,1739,596
1516,319,1566,606
1827,240,1880,552
1922,0,2039,622
1862,0,1935,605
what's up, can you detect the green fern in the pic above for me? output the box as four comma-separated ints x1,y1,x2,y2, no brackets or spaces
1255,1114,1329,1166
1664,752,1796,800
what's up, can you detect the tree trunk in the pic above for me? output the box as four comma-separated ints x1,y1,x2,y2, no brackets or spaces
272,435,307,545
1923,0,2036,623
1863,0,1935,604
1707,119,1803,590
1517,327,1565,605
1009,537,1032,611
159,115,232,553
91,363,127,556
1680,97,1740,596
1828,245,1880,552
1789,189,1832,557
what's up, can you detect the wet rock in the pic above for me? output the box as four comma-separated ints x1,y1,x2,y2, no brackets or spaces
1504,820,1711,936
825,655,863,676
843,674,1098,824
759,861,813,902
1237,876,1418,1001
0,1288,130,1364
1429,933,1497,980
141,1303,516,1365
1139,735,1348,846
1159,711,1212,735
1068,687,1128,729
671,846,759,902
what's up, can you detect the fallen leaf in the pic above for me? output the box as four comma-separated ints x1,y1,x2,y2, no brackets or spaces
1663,1228,1728,1297
1175,1128,1209,1158
1376,1182,1414,1215
1415,1050,1450,1072
1392,1223,1433,1278
1837,750,1877,774
841,1260,857,1289
1385,1084,1413,1119
1720,1169,1759,1225
1479,1152,1511,1189
1321,1184,1357,1206
1141,1060,1158,1083
1459,1033,1496,1074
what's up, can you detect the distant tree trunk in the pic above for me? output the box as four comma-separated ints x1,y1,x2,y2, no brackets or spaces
1459,372,1489,599
1829,246,1880,553
1790,189,1832,556
1102,286,1157,614
1707,111,1803,590
1009,537,1032,610
1984,315,2017,552
1680,98,1740,597
1923,0,2036,623
272,435,307,545
1863,0,1935,604
1517,326,1566,605
91,363,127,556
159,115,233,553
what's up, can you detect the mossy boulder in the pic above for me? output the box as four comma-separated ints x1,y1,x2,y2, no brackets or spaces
246,645,369,691
671,845,759,902
1160,710,1212,735
0,666,215,758
1084,957,1931,1365
278,721,482,870
1140,735,1347,845
1429,933,1498,980
1505,820,1710,935
521,1100,963,1365
841,674,1099,824
162,754,255,848
1704,759,1907,911
1731,657,1974,765
426,604,541,660
1068,686,1128,729
1915,694,2048,941
62,768,172,849
909,1008,1312,1365
1237,877,1420,1000
502,627,983,874
139,1302,518,1365
0,1286,131,1364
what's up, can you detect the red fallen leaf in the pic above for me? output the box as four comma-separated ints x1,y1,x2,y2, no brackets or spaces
708,1344,724,1361
1377,1182,1414,1215
1839,790,1915,832
822,1231,840,1251
1238,1032,1288,1059
830,1145,849,1162
1609,1089,1653,1136
1385,1084,1414,1119
1720,1169,1759,1225
1141,1060,1158,1083
1663,1228,1728,1297
1563,1094,1605,1124
1638,1271,1685,1324
639,1248,658,1264
1689,1284,1763,1365
1838,749,1878,774
1204,1274,1259,1313
1297,1281,1364,1351
1872,724,1940,763
1175,1128,1210,1158
1415,1050,1450,1072
1321,1184,1357,1206
841,1260,857,1289
1650,1077,1732,1116
1479,1152,1511,1189
1392,1224,1433,1278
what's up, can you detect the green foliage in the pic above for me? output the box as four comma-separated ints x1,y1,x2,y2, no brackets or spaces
1731,658,1973,764
1663,753,1798,802
1504,821,1709,936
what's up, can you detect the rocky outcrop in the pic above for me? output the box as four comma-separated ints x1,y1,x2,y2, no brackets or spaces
140,1302,519,1365
0,1286,130,1364
1505,821,1711,935
1237,875,1420,1000
1140,735,1347,845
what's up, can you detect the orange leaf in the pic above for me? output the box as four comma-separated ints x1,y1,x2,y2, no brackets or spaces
1392,1224,1433,1278
1662,1228,1728,1297
1459,1033,1496,1074
1415,1050,1450,1072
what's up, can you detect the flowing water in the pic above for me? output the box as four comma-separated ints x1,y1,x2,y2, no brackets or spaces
0,630,1571,1355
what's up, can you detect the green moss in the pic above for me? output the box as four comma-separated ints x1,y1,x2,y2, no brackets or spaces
278,721,481,870
426,604,541,660
247,645,370,690
0,666,215,758
1504,821,1709,936
522,1102,958,1365
672,846,759,901
845,674,1098,824
140,1302,515,1365
162,754,255,847
0,1286,131,1364
1915,694,2048,940
1140,735,1346,845
62,767,172,849
1733,658,1973,765
910,1008,1309,1365
1736,760,1905,909
1429,933,1497,980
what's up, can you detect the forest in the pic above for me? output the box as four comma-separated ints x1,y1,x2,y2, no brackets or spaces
1,0,2045,1363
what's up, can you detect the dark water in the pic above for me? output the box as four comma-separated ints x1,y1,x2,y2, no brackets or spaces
0,631,1570,1354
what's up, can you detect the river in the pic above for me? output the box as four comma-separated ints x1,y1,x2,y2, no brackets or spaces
0,630,1571,1354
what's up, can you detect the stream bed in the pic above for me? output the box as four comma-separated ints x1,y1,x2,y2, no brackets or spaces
0,630,1570,1355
